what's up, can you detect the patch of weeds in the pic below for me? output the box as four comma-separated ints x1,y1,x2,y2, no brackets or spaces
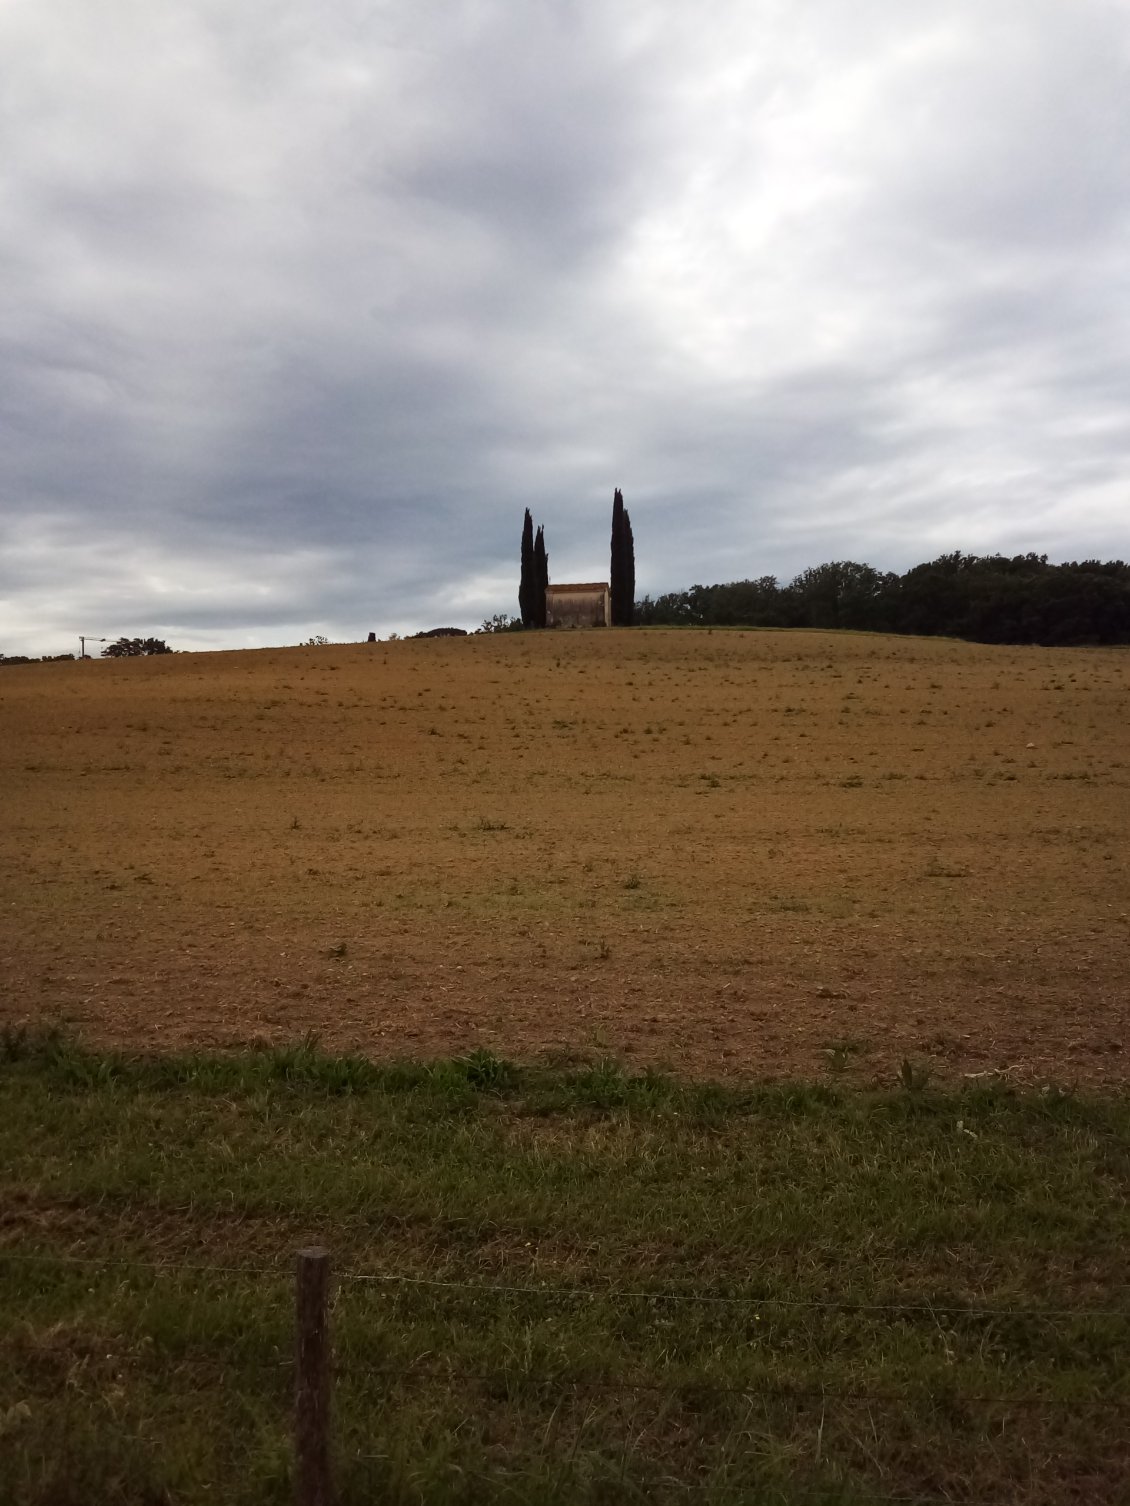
476,817,509,832
459,1048,519,1095
240,1034,382,1096
569,1057,633,1109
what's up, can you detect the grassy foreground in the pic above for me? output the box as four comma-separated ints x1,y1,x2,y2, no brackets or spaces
1,1031,1127,1505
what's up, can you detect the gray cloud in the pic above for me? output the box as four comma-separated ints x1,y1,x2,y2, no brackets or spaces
2,0,1128,654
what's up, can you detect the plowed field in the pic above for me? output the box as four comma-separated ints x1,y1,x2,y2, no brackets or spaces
2,629,1127,1084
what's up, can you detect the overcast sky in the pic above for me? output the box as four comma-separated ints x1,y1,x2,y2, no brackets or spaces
2,0,1128,654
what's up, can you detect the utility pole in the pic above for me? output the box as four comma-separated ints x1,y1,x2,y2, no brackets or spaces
79,636,106,659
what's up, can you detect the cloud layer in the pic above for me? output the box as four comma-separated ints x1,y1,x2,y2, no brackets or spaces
2,0,1128,652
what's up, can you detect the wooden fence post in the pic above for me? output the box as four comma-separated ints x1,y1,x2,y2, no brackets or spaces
295,1246,333,1506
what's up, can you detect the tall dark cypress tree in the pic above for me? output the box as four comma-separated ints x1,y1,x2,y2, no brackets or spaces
611,488,636,626
610,489,624,623
533,525,549,628
621,505,635,626
519,508,535,627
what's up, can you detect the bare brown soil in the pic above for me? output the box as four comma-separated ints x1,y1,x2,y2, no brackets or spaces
2,629,1127,1085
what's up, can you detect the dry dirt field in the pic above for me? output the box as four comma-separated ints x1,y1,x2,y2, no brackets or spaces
2,629,1127,1085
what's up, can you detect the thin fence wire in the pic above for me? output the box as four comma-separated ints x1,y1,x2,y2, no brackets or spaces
6,1243,1126,1505
4,1247,1127,1415
27,1352,295,1376
330,1360,1128,1412
335,1268,1130,1321
3,1246,1127,1323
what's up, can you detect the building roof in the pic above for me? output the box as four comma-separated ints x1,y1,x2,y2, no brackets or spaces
546,582,609,594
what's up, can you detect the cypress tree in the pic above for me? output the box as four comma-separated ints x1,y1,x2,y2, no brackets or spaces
611,489,623,623
621,506,635,626
611,488,636,626
534,525,549,628
519,508,535,627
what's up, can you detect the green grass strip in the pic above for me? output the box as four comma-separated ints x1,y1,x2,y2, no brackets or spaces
1,1028,1127,1505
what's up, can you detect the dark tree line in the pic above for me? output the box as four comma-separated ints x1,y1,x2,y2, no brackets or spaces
1,652,75,666
635,553,1130,646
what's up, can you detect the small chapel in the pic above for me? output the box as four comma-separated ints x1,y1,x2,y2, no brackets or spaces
545,582,611,629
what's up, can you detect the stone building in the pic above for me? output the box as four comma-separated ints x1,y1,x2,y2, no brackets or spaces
545,582,611,628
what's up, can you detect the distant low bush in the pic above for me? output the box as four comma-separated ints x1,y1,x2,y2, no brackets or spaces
102,637,173,658
477,614,523,633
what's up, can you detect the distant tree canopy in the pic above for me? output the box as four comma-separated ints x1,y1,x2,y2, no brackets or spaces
635,554,1130,646
101,637,173,657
